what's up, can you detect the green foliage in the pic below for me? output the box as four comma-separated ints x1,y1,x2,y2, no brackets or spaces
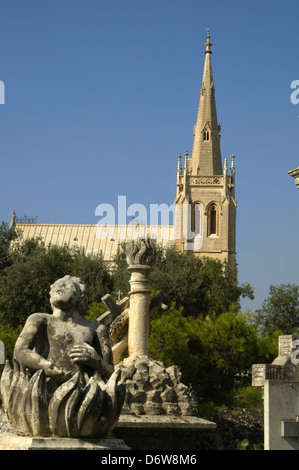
255,328,283,364
0,221,20,271
237,438,264,450
232,386,263,409
0,324,22,360
111,242,130,297
149,305,261,404
113,244,254,318
0,237,113,327
0,324,23,376
86,302,107,322
255,283,299,335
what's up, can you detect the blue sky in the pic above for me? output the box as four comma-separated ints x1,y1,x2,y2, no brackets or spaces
0,0,298,312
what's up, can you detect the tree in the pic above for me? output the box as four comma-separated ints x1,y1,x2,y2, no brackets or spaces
112,243,254,318
110,242,130,298
148,305,261,404
255,283,299,335
0,221,20,271
0,238,113,327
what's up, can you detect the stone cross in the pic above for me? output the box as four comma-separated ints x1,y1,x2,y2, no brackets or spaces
0,340,5,364
126,238,156,357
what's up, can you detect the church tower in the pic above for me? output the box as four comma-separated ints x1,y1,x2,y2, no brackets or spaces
174,30,237,270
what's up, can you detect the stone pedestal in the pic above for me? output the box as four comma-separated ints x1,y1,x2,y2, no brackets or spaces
113,414,216,450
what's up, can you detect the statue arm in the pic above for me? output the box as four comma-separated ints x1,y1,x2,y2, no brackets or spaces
69,324,114,379
13,313,66,379
95,324,114,378
14,313,49,371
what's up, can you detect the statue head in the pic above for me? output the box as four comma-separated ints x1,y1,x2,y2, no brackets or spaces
49,275,88,314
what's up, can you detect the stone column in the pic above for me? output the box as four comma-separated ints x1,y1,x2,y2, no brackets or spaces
126,239,156,357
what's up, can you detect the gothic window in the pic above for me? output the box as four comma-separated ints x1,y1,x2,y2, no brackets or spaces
191,203,201,235
203,129,210,141
208,204,217,236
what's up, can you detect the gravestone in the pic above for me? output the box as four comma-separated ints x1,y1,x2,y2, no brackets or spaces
0,340,4,364
252,335,299,450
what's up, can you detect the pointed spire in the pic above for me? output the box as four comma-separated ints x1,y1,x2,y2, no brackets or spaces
205,28,212,54
231,154,235,167
224,158,228,175
177,153,182,174
190,30,222,176
184,150,189,170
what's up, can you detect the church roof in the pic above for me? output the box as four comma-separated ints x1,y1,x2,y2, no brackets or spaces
15,223,175,262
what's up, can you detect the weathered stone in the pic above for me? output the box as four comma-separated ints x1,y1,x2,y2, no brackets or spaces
0,435,130,450
162,403,180,415
161,386,177,403
143,402,163,415
118,355,192,417
0,275,125,438
133,370,149,384
146,390,161,403
179,402,193,416
166,365,182,382
132,390,146,404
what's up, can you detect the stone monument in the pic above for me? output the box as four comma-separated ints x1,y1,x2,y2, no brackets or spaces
0,240,215,450
98,238,192,416
252,335,299,450
98,238,216,449
0,275,127,450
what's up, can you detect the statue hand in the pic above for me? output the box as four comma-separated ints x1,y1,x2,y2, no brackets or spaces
69,343,100,368
43,361,72,381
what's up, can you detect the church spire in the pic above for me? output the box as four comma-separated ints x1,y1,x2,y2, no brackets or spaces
190,29,222,176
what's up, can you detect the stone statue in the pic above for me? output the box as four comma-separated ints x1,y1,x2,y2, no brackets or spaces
0,275,125,438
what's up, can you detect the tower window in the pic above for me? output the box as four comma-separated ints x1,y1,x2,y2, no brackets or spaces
191,203,202,235
203,130,210,141
208,204,217,236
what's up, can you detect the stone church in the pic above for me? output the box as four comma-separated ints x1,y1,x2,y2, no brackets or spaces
10,31,237,270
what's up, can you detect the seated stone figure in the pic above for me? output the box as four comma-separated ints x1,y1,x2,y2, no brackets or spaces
0,275,125,438
14,275,113,383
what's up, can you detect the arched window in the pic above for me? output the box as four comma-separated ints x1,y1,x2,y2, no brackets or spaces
208,204,217,236
203,129,210,141
191,203,202,235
